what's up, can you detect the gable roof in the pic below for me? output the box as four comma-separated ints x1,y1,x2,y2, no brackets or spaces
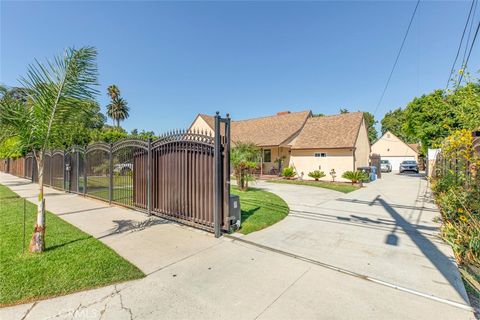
196,111,311,147
291,112,365,149
372,131,419,155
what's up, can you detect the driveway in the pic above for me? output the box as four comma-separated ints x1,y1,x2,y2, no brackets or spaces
0,173,475,319
246,173,471,310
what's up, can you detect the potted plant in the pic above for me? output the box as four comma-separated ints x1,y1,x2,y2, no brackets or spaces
308,170,326,181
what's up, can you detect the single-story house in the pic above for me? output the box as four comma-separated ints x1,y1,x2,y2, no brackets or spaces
190,110,370,182
370,131,419,171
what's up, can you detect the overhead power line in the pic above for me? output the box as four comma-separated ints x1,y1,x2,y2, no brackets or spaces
456,19,480,89
373,0,421,116
445,0,476,91
460,0,478,70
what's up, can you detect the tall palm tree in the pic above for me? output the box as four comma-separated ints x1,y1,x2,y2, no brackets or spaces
0,47,98,252
106,96,129,127
107,84,120,100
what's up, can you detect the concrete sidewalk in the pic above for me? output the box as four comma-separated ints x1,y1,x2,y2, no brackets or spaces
0,173,475,320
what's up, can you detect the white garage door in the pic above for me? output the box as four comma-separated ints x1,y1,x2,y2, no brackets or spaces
381,156,416,171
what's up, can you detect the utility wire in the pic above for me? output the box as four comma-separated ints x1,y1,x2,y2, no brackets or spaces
456,19,480,89
445,0,476,91
461,0,478,68
373,0,420,116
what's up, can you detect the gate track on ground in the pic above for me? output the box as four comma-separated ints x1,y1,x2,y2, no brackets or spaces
224,234,474,313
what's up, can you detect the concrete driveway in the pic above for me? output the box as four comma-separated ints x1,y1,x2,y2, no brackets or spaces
0,173,475,319
246,173,472,311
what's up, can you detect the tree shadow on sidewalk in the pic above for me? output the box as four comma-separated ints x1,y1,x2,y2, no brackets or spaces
98,217,171,240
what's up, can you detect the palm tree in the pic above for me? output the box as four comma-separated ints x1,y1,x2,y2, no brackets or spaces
107,84,120,100
0,47,98,252
106,96,129,127
231,142,260,190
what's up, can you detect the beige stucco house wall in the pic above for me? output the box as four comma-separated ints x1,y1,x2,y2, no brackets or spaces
354,118,371,169
371,131,419,171
290,148,354,182
289,112,369,182
189,111,370,182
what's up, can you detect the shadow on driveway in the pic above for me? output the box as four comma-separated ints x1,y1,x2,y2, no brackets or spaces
337,195,468,304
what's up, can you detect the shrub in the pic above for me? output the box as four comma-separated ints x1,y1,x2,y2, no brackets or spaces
282,167,296,179
308,170,326,181
432,129,480,267
342,170,368,184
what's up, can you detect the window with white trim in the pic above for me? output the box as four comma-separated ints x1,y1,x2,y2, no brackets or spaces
314,152,327,158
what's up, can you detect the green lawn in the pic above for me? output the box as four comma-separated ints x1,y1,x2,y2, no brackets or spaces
0,184,144,307
266,179,360,193
231,186,289,235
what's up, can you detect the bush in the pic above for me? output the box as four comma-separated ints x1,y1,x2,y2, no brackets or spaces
282,167,296,179
308,170,326,181
432,129,480,268
342,170,368,184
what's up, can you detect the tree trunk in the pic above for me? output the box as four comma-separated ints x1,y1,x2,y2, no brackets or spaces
29,151,45,253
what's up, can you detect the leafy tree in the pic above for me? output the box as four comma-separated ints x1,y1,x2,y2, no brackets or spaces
231,142,260,191
339,108,349,114
0,47,99,253
362,111,378,144
312,113,325,117
403,90,458,153
0,137,22,158
90,126,128,143
381,79,480,154
106,85,129,128
137,130,156,140
55,100,105,147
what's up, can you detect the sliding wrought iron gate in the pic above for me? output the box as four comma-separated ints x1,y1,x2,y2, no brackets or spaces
4,114,231,236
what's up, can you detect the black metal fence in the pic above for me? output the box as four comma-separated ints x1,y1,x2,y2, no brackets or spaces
1,114,232,236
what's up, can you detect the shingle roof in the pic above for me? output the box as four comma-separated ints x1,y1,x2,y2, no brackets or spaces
198,111,311,147
408,143,420,154
291,112,364,149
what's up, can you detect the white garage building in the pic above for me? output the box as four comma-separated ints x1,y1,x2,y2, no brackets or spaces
371,131,419,171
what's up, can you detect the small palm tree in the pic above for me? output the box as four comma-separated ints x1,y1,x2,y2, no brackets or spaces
0,47,98,252
106,96,129,127
231,142,260,191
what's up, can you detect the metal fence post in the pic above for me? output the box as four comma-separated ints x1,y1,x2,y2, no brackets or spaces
214,112,222,238
31,156,34,183
147,138,152,215
109,143,113,205
49,154,53,187
223,114,231,230
84,151,87,196
76,150,80,192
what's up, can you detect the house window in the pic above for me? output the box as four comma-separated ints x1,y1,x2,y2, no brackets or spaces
314,152,327,158
263,149,272,162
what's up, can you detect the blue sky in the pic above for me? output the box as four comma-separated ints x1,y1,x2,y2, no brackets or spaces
1,1,479,134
